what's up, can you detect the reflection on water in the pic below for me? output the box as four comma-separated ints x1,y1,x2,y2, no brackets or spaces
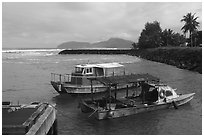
2,49,202,134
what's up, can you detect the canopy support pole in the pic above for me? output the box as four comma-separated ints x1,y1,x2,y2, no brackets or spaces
109,85,111,110
126,85,129,98
135,82,138,96
59,74,61,83
114,85,117,100
91,79,93,102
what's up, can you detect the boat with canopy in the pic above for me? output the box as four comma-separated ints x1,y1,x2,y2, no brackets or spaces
79,73,195,120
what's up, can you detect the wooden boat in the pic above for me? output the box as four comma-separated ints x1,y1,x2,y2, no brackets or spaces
51,62,132,94
79,74,195,120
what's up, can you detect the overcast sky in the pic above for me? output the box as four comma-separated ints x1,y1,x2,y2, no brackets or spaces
2,2,202,48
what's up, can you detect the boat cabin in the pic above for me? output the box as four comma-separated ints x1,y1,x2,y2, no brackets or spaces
138,83,179,104
70,63,125,85
72,63,125,77
155,84,179,102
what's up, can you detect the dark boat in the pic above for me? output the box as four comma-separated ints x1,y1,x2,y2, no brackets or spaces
79,74,195,120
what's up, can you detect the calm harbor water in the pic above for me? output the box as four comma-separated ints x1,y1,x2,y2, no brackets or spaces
2,49,202,135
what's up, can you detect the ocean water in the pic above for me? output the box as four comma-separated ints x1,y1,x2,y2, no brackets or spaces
2,49,202,135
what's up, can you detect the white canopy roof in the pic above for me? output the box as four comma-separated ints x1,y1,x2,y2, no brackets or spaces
76,62,124,68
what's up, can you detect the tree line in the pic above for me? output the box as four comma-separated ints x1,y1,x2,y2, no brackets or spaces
132,12,201,49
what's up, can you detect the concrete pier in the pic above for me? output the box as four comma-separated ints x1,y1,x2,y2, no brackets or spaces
59,49,135,54
2,102,57,135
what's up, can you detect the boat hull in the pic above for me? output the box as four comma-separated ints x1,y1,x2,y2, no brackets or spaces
82,93,195,120
51,81,108,94
51,81,132,94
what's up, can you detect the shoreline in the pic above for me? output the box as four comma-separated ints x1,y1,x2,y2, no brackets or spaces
59,47,202,74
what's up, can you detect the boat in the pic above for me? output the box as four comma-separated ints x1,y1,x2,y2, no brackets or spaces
79,74,195,120
51,62,132,94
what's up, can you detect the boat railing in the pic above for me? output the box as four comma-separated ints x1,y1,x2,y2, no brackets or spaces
51,73,71,83
51,73,106,84
51,72,159,87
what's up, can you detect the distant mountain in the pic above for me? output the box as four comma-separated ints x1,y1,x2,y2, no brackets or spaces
92,38,133,48
57,41,91,49
57,38,133,49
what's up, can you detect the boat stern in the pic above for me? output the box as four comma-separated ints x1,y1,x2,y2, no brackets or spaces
50,81,67,94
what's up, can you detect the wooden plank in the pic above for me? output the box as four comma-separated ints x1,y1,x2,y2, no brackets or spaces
26,105,56,135
23,103,48,132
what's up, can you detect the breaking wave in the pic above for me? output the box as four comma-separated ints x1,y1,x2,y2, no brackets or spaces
2,48,63,58
2,48,63,53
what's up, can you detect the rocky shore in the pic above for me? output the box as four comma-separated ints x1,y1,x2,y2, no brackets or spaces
59,47,202,74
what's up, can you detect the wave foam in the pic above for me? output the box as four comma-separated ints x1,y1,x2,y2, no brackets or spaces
2,48,62,57
2,48,62,53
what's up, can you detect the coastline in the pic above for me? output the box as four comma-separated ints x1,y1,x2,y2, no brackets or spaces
59,47,202,74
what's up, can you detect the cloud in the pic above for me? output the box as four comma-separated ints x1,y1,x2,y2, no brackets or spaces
2,2,202,48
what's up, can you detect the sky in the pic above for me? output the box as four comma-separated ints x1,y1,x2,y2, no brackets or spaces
2,2,202,48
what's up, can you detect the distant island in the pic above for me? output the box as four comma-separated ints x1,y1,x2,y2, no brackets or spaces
57,38,133,49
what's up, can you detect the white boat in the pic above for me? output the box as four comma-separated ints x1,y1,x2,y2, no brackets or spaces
79,74,195,120
51,62,130,94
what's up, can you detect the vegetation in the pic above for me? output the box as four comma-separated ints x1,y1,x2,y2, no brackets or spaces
138,21,162,49
131,12,202,73
137,21,187,49
186,30,202,47
134,12,201,49
130,47,202,74
181,13,200,47
161,29,186,47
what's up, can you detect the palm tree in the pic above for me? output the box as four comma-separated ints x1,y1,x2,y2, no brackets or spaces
181,13,200,47
161,29,174,46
